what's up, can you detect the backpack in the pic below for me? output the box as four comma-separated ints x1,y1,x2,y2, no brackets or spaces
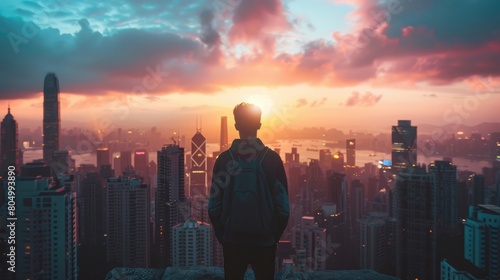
222,147,274,243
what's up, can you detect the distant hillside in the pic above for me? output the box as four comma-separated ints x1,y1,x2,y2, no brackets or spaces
418,122,500,136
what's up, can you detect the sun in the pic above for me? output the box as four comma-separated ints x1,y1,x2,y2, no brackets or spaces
245,94,273,117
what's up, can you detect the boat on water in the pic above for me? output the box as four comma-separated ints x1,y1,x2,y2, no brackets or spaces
369,153,377,157
293,144,303,147
307,148,319,152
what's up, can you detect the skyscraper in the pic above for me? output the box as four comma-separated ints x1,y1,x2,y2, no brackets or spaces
172,219,212,267
346,139,356,167
16,176,78,280
429,160,458,233
79,172,107,280
472,174,485,206
43,73,60,167
120,150,133,174
326,172,347,213
134,149,149,181
332,151,345,172
220,116,228,151
96,147,110,170
1,105,22,174
155,144,185,267
190,130,207,197
105,177,150,268
391,120,417,171
394,166,436,280
350,179,365,230
319,149,332,172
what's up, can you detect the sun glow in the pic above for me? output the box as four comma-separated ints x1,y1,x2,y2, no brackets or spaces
245,94,273,117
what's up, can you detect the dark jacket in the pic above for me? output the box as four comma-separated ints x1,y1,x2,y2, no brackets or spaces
208,138,289,246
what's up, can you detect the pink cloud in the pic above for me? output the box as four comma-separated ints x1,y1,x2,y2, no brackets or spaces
346,91,382,106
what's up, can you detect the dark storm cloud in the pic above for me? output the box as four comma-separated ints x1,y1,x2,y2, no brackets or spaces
0,15,208,99
199,9,220,47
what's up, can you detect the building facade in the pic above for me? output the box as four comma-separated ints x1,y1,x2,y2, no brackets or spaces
155,144,185,267
394,166,436,280
464,204,500,279
292,216,327,270
105,177,150,268
16,176,78,280
172,219,212,267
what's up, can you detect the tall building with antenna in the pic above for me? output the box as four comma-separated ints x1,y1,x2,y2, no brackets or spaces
43,73,60,167
220,116,228,151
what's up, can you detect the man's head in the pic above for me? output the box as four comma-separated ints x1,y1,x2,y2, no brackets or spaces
233,102,262,138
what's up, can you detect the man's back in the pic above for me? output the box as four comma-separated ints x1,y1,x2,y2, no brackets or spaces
208,137,289,246
207,102,289,280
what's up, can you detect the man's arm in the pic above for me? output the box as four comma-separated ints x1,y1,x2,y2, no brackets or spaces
273,155,290,243
208,157,226,244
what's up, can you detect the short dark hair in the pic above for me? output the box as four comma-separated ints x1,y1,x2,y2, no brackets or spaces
233,102,261,130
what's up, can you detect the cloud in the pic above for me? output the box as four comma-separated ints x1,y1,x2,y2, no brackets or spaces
295,98,307,108
331,0,500,85
345,91,382,106
2,0,500,100
228,0,291,53
309,97,327,108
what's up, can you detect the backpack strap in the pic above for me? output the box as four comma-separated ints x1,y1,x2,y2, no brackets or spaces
228,149,236,164
259,147,270,165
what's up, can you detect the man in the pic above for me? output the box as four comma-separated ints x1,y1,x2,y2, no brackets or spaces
208,102,289,280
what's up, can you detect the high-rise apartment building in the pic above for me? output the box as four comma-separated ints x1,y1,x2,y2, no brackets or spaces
359,212,397,276
172,219,212,267
292,216,327,270
155,144,185,267
429,160,458,233
16,176,78,280
105,177,150,268
394,166,436,280
464,204,500,279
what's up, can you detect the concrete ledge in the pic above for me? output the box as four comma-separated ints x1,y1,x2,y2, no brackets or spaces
105,266,400,280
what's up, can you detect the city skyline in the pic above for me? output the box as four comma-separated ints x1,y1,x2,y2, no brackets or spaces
1,1,500,133
2,1,500,279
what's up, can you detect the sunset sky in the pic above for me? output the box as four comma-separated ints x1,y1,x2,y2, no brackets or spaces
1,0,499,137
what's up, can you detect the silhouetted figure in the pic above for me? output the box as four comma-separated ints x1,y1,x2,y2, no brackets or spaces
208,103,290,280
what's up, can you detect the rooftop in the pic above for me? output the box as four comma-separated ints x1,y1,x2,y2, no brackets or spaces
105,267,399,280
